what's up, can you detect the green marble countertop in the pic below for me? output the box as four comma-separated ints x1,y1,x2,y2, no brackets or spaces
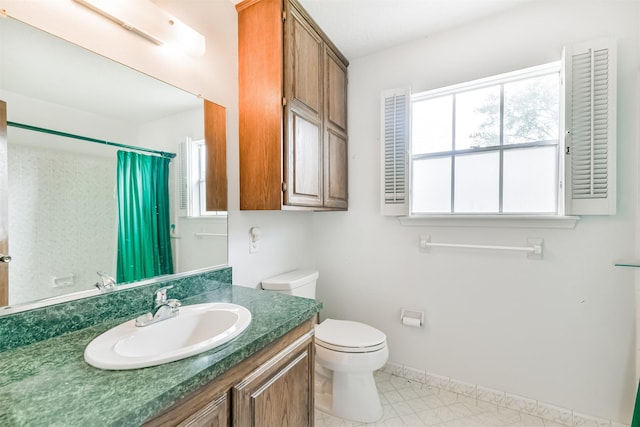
0,284,321,427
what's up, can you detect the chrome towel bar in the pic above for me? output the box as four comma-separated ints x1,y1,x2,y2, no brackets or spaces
419,235,543,260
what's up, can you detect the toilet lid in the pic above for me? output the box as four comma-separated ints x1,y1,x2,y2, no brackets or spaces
315,319,386,353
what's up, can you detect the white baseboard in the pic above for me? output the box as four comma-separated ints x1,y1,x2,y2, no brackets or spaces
381,362,628,427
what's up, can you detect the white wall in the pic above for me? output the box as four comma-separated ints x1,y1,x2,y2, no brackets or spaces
312,0,639,423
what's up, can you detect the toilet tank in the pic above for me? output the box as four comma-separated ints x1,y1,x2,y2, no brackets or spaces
261,269,319,299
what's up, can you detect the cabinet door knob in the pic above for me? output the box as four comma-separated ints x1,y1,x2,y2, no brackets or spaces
0,254,12,263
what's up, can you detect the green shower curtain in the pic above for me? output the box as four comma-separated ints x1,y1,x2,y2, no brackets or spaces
116,150,174,283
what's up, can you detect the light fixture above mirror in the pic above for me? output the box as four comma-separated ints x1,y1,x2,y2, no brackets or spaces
73,0,206,56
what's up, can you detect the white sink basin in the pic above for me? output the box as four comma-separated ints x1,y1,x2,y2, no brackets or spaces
84,303,252,370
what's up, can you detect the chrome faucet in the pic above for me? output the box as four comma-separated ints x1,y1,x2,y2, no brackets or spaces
135,286,181,327
94,271,116,292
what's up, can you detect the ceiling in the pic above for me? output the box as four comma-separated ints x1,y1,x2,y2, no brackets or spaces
296,0,535,59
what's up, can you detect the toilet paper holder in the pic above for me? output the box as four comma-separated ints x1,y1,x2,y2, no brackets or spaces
400,308,424,327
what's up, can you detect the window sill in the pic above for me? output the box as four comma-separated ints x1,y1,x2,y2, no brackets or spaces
398,215,579,229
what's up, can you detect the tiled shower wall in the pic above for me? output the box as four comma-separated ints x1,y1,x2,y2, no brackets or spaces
8,144,117,305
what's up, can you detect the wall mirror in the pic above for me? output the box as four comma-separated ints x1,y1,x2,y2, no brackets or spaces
0,16,228,312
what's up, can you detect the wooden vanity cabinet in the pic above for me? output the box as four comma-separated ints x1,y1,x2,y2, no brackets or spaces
233,331,313,426
143,319,315,427
237,0,348,211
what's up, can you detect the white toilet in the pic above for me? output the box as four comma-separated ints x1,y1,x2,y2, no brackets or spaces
261,269,388,423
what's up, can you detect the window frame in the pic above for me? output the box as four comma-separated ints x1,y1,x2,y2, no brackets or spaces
381,39,616,228
178,138,227,219
409,61,563,216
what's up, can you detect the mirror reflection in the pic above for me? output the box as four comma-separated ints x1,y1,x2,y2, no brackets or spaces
0,17,228,308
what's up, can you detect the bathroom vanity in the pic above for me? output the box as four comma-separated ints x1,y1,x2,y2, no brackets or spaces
145,319,314,426
0,271,321,426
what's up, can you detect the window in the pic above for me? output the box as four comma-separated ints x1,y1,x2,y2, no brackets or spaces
411,64,560,215
178,138,226,218
381,38,617,220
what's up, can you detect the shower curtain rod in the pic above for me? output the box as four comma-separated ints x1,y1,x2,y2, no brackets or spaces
7,121,176,159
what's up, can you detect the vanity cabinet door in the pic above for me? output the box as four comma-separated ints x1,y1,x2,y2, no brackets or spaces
144,390,229,427
177,393,228,427
232,332,314,427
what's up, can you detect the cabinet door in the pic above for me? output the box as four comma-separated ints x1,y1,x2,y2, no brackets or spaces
325,50,347,134
285,111,323,207
324,129,348,209
178,393,229,427
323,50,348,209
144,391,229,427
285,4,322,117
284,3,323,208
237,0,284,211
233,333,314,427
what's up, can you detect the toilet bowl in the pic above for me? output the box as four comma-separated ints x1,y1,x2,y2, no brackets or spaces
314,318,388,422
261,270,389,423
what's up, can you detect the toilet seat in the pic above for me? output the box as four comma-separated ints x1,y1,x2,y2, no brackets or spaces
315,319,386,353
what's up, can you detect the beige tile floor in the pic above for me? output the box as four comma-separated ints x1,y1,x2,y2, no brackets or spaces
314,371,614,427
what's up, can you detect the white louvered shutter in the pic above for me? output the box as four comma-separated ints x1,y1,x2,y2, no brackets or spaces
381,88,410,216
177,140,190,217
177,138,200,217
564,39,616,215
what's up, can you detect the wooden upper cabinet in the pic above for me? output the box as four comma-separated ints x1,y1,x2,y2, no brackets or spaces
237,0,349,211
204,100,228,212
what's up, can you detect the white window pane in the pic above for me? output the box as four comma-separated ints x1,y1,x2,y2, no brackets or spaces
412,157,451,213
454,152,499,213
503,146,557,213
412,96,452,154
455,86,500,150
504,73,559,145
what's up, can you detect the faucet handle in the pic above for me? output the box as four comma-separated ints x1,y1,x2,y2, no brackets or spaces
95,271,116,291
154,285,174,305
166,298,181,310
